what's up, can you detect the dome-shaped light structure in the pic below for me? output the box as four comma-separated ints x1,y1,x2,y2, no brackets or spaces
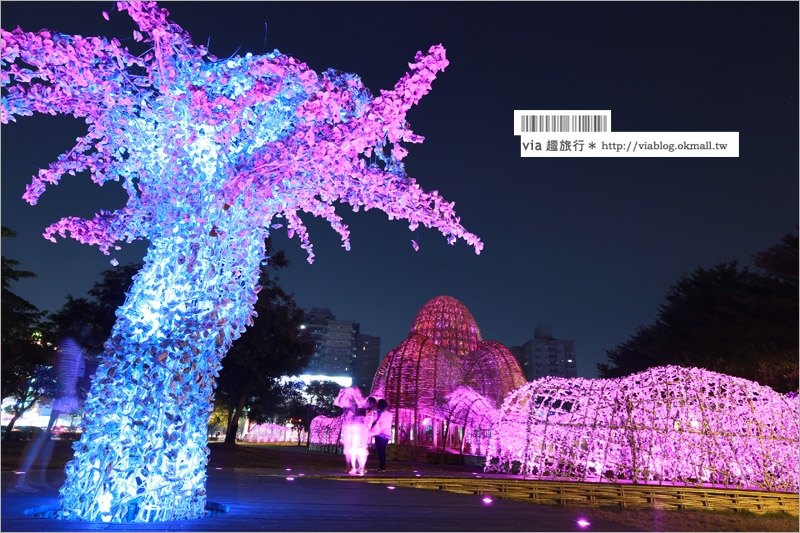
462,341,527,407
409,296,482,356
371,333,463,443
367,296,528,450
485,366,799,492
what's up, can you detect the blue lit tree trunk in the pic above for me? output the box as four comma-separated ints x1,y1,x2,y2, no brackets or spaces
60,218,269,522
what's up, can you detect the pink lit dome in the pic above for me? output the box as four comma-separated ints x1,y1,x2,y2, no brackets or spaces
367,297,524,447
409,296,482,356
371,333,463,414
462,341,527,407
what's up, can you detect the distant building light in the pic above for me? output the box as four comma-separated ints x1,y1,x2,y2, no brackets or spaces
287,374,353,387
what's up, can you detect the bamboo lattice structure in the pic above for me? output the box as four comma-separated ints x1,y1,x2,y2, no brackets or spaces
433,386,502,456
371,333,463,444
408,295,482,356
485,366,799,492
462,341,528,405
369,296,525,447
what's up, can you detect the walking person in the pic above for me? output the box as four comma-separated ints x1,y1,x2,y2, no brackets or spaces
335,387,370,475
12,333,86,492
369,399,392,473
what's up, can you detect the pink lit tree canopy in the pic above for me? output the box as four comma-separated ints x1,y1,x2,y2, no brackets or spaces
1,1,480,522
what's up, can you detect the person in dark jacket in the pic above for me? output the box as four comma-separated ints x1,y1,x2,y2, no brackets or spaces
369,399,392,472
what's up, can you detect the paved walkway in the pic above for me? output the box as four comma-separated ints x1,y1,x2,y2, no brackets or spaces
1,468,641,532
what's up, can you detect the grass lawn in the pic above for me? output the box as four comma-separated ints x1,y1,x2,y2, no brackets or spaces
579,506,798,532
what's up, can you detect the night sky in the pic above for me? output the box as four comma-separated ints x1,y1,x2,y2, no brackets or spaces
1,2,797,378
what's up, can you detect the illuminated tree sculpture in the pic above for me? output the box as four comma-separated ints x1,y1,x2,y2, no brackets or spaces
1,2,481,522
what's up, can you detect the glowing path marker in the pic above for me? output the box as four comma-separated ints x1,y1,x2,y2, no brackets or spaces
1,2,481,522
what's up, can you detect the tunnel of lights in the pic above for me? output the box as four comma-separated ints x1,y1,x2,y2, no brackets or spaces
484,366,798,492
244,423,305,445
2,1,482,522
309,415,344,449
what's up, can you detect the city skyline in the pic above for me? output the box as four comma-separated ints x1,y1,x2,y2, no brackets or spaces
2,2,797,379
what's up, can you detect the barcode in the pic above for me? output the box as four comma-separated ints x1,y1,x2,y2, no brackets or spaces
520,114,609,133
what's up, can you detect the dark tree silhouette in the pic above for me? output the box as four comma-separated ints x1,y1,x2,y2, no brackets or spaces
1,226,54,437
215,241,313,444
49,263,141,354
599,235,798,392
752,231,798,283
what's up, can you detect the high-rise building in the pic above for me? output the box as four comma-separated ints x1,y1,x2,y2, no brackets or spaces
324,319,357,376
352,334,381,393
302,307,335,375
300,308,379,385
516,325,576,381
509,345,523,363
